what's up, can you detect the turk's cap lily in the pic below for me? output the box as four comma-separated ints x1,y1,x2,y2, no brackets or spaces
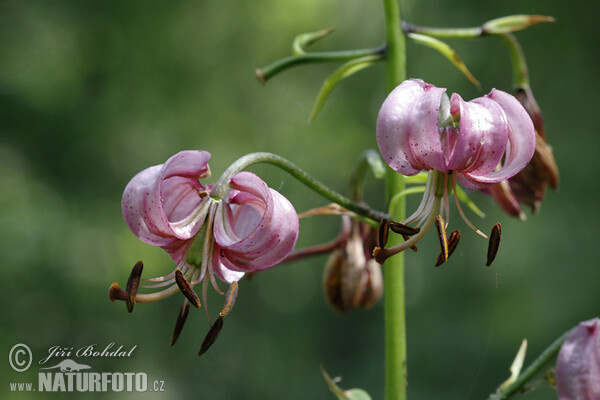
115,150,299,352
376,78,536,189
556,318,600,400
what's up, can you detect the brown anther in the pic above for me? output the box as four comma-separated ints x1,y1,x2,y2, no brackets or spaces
219,281,239,317
125,261,144,313
197,189,209,198
372,246,385,264
435,230,460,267
199,316,224,356
170,301,191,346
389,221,420,236
402,234,418,252
486,223,502,266
378,218,390,248
175,269,202,308
108,282,129,302
434,216,448,265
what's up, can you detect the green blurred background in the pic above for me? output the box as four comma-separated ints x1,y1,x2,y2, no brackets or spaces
1,0,598,399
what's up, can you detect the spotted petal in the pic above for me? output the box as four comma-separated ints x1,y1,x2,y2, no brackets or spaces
463,89,535,185
377,79,448,175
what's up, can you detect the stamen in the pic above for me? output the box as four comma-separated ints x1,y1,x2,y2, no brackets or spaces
134,284,181,303
175,269,202,308
170,300,190,346
404,171,437,225
378,218,390,248
141,277,176,289
442,173,450,228
198,316,224,356
435,216,449,264
435,229,460,267
126,261,144,313
108,282,129,302
389,221,420,236
373,196,441,264
202,274,211,325
452,174,488,239
142,269,177,283
486,223,502,266
220,281,239,317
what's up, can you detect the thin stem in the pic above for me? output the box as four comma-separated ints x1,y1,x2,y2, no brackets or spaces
211,152,387,223
490,329,571,399
498,33,529,88
403,21,483,39
256,46,386,83
382,0,407,399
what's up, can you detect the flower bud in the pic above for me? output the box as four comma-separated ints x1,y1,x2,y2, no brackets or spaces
556,318,600,400
323,219,382,313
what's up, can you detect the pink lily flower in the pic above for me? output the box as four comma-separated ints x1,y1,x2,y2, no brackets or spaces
374,79,535,265
556,318,600,400
112,150,299,348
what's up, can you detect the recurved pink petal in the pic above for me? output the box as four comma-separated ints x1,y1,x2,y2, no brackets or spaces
556,318,600,400
465,89,535,184
377,79,448,175
122,165,179,246
122,150,212,246
213,171,299,272
446,94,508,175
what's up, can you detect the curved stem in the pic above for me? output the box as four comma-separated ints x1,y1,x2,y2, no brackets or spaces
498,33,529,88
490,329,571,399
256,46,386,83
383,0,407,399
211,152,387,222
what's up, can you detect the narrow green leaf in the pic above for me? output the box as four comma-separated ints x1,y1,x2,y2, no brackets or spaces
365,150,386,179
500,339,528,390
455,185,486,218
407,33,480,87
310,55,382,122
292,27,336,56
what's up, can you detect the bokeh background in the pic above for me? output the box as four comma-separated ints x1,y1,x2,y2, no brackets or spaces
1,0,598,399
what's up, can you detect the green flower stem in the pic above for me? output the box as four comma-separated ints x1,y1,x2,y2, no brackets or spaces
498,33,529,88
211,152,387,223
383,0,407,399
403,22,483,39
256,46,386,83
490,329,571,400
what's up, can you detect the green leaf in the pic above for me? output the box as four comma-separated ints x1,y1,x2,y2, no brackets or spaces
364,149,386,179
499,339,528,390
292,27,336,56
407,33,480,87
310,55,382,122
321,366,372,400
